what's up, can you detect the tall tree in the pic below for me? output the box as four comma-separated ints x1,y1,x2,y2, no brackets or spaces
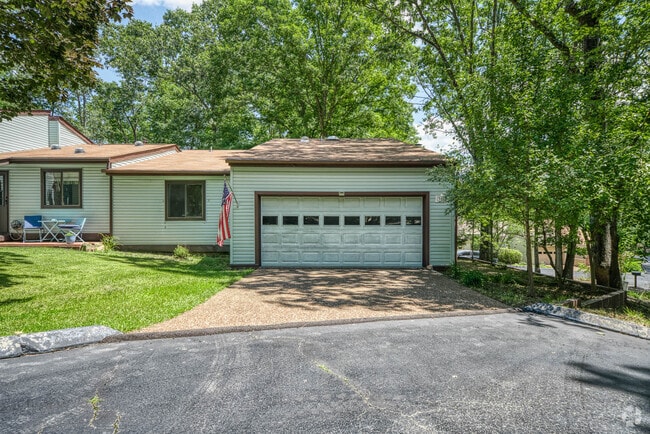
370,0,649,289
84,0,417,148
0,0,132,120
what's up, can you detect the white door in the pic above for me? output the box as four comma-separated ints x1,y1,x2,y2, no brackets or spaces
260,196,423,267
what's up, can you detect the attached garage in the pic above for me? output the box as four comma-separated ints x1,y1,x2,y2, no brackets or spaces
260,195,426,267
227,138,454,268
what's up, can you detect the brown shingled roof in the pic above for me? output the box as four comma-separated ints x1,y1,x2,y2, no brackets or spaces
105,150,238,176
0,143,178,164
225,138,446,167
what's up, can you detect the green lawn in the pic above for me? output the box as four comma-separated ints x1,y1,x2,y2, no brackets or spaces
0,248,252,336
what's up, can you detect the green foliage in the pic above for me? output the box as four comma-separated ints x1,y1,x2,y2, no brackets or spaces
489,272,518,285
461,270,484,288
498,249,523,265
369,0,650,290
0,248,251,334
71,0,417,147
620,252,642,273
100,234,118,252
0,0,132,120
173,245,191,259
447,263,463,279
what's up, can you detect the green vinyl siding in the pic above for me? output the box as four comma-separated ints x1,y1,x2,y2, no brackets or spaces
0,115,49,152
112,176,227,246
229,166,454,267
6,163,110,234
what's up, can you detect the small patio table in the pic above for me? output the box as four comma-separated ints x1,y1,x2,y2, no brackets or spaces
40,219,64,242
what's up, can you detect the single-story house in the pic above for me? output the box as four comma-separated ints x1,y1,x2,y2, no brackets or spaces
0,136,454,268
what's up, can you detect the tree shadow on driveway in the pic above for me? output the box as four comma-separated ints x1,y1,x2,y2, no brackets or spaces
235,268,507,314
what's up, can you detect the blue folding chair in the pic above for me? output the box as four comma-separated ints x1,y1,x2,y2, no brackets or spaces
23,215,43,242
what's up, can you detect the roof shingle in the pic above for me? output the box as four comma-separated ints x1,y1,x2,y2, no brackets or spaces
226,138,445,167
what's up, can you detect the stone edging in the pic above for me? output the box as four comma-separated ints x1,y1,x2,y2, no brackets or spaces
524,303,649,340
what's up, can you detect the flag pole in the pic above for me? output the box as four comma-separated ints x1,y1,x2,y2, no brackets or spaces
224,175,239,208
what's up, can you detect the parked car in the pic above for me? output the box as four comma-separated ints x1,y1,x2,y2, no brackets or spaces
457,250,480,260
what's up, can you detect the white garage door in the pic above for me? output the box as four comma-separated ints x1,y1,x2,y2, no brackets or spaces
261,196,423,267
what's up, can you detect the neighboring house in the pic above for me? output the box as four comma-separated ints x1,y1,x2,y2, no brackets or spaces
227,138,454,268
0,111,92,152
0,137,455,268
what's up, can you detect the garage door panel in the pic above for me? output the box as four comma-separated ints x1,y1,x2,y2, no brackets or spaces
384,252,403,263
262,251,279,262
342,252,362,264
261,196,423,267
363,233,382,244
364,252,382,263
301,252,321,263
384,234,403,245
343,234,360,244
323,234,341,245
322,252,341,263
282,234,299,245
262,233,280,243
302,233,320,244
280,251,300,262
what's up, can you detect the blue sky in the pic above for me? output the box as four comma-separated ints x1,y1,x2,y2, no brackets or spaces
123,0,454,152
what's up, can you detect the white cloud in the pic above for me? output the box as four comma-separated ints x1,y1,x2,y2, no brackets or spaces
132,0,203,11
415,123,457,154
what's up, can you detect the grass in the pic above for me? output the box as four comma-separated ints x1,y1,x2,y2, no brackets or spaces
450,260,650,328
0,247,252,336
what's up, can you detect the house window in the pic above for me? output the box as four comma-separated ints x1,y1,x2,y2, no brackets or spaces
42,169,81,208
303,216,320,225
166,181,205,220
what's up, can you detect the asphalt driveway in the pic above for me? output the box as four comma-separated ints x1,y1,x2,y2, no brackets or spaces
137,268,508,334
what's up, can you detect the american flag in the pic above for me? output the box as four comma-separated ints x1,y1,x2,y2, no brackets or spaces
217,182,233,247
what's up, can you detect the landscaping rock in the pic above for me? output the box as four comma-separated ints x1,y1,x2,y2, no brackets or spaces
524,303,649,340
0,336,22,359
0,326,122,359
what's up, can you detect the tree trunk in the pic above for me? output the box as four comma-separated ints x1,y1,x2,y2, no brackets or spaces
563,225,577,280
525,205,534,297
533,225,540,273
480,220,493,262
591,212,622,289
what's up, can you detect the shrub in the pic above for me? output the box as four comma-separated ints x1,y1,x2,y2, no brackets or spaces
173,245,190,259
99,234,118,252
498,248,522,265
461,270,484,287
490,272,517,285
447,264,463,279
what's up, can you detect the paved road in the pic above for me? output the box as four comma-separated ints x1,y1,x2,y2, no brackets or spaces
1,313,648,433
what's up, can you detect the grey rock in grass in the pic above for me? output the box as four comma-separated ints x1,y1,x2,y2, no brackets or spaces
1,326,122,359
524,303,649,340
0,336,22,359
